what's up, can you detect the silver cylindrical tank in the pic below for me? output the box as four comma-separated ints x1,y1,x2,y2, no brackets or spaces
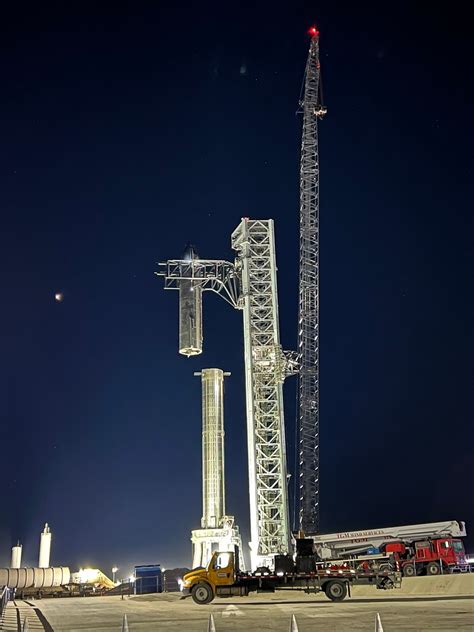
179,280,202,357
0,567,70,589
38,523,52,568
195,369,230,528
10,544,22,569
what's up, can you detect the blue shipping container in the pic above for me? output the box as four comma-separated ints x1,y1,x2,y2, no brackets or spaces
134,565,162,595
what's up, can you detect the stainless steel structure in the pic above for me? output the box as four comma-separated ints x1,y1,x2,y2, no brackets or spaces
178,246,203,356
195,369,230,529
179,280,203,357
38,523,51,568
191,369,244,570
297,29,326,534
161,259,239,308
158,218,291,569
10,543,22,569
191,518,244,570
231,219,291,568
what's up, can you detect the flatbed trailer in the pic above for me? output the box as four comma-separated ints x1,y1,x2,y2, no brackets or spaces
181,551,401,604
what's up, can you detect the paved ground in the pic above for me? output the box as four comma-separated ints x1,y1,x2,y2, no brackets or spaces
2,575,473,631
2,599,50,631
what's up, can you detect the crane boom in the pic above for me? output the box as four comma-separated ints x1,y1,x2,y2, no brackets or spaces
311,520,467,560
298,27,326,534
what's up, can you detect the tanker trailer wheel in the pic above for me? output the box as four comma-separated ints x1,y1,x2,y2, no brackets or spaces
403,564,416,577
325,580,347,602
191,582,214,605
426,562,441,576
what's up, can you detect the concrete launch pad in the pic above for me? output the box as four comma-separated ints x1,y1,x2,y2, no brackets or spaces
2,575,473,631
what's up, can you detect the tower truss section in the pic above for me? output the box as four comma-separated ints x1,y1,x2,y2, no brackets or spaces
298,28,327,534
232,219,291,569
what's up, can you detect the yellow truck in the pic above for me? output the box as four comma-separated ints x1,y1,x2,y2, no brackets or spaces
181,549,400,605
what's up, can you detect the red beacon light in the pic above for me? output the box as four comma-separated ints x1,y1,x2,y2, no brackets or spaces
308,26,319,37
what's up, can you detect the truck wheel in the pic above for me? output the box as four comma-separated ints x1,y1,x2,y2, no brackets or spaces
325,580,347,602
403,564,416,577
191,582,214,605
426,562,440,576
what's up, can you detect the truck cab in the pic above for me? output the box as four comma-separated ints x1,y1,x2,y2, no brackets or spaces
181,552,237,604
384,537,467,576
414,538,466,570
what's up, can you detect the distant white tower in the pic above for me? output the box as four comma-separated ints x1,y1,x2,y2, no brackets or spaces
10,542,22,569
191,369,244,569
38,523,52,568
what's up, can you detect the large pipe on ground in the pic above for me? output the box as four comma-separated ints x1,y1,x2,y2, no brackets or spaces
0,567,70,589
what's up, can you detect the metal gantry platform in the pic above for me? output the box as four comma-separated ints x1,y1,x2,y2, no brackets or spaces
157,218,291,569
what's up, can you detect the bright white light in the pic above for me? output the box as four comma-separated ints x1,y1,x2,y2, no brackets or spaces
78,568,100,584
129,575,135,583
112,567,118,573
55,292,64,302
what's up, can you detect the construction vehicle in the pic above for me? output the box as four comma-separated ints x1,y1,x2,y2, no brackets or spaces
181,541,401,605
310,520,467,576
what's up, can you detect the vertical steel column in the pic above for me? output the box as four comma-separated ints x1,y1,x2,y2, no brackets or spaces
194,369,230,529
38,523,52,568
10,543,22,569
232,219,290,569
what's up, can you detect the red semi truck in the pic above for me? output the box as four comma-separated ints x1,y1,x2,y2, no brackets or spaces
310,520,467,576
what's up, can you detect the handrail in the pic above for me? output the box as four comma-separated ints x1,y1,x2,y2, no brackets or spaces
0,585,10,621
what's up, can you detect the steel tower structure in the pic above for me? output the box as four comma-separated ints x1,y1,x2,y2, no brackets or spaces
297,27,326,534
232,219,292,569
158,218,294,569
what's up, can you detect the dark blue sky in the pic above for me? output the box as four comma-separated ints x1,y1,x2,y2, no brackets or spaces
1,3,472,575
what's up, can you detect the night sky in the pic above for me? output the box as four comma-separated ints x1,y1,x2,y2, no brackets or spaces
1,3,472,577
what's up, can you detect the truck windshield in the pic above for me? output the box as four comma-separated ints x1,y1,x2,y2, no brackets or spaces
452,540,465,553
214,553,231,569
